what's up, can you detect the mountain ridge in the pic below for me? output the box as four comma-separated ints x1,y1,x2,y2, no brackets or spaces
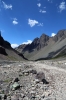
15,29,66,60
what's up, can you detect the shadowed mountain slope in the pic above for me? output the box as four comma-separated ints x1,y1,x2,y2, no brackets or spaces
16,29,66,60
0,31,27,61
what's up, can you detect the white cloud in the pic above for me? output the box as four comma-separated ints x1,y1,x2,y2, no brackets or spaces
12,18,18,25
39,9,46,13
11,44,19,48
28,18,43,27
22,40,32,44
28,18,39,27
37,3,41,7
11,40,32,48
2,1,12,10
51,33,56,37
58,2,66,12
38,23,43,26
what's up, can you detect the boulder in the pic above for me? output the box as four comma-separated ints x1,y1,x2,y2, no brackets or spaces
10,82,20,90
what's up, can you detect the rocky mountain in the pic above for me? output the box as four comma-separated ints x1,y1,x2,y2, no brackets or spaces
53,30,66,42
16,29,66,60
16,33,49,53
0,31,27,61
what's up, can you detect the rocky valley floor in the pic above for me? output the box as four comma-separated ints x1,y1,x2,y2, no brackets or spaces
0,60,66,100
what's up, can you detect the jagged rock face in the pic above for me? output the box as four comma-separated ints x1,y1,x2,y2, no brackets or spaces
39,34,49,48
15,44,27,53
17,44,26,49
4,40,11,48
53,30,66,42
22,34,49,52
0,32,11,55
0,46,7,55
0,32,11,48
22,38,40,52
29,38,40,50
0,33,4,46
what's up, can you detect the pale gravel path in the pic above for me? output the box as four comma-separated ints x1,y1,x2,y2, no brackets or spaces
34,62,66,73
0,60,66,100
30,61,66,100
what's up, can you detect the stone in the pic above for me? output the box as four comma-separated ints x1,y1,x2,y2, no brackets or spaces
10,82,20,90
36,72,45,81
29,69,37,74
7,96,11,100
23,96,29,100
44,90,52,97
36,72,49,84
21,93,25,98
14,78,19,82
0,94,7,99
35,95,41,99
24,72,29,76
30,91,36,98
41,93,45,98
34,79,40,84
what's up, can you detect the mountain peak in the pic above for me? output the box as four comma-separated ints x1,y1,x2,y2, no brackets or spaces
53,29,66,42
39,33,49,46
40,33,49,37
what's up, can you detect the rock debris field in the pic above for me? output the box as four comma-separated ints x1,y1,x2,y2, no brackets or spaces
0,60,66,100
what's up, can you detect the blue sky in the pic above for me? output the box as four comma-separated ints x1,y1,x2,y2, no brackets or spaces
0,0,66,48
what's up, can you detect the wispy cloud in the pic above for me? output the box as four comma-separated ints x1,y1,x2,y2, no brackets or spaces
11,44,19,48
39,9,46,13
37,3,41,7
58,1,66,12
11,40,32,48
22,40,32,44
2,1,12,10
28,18,43,27
51,33,56,37
38,23,43,26
12,18,18,25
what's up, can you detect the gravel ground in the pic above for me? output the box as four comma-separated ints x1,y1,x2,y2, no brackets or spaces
0,60,66,100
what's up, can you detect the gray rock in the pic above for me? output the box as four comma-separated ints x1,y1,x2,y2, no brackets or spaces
7,96,11,100
10,82,20,90
29,69,37,74
36,72,49,84
14,78,19,82
0,94,7,99
30,91,36,99
36,72,45,80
